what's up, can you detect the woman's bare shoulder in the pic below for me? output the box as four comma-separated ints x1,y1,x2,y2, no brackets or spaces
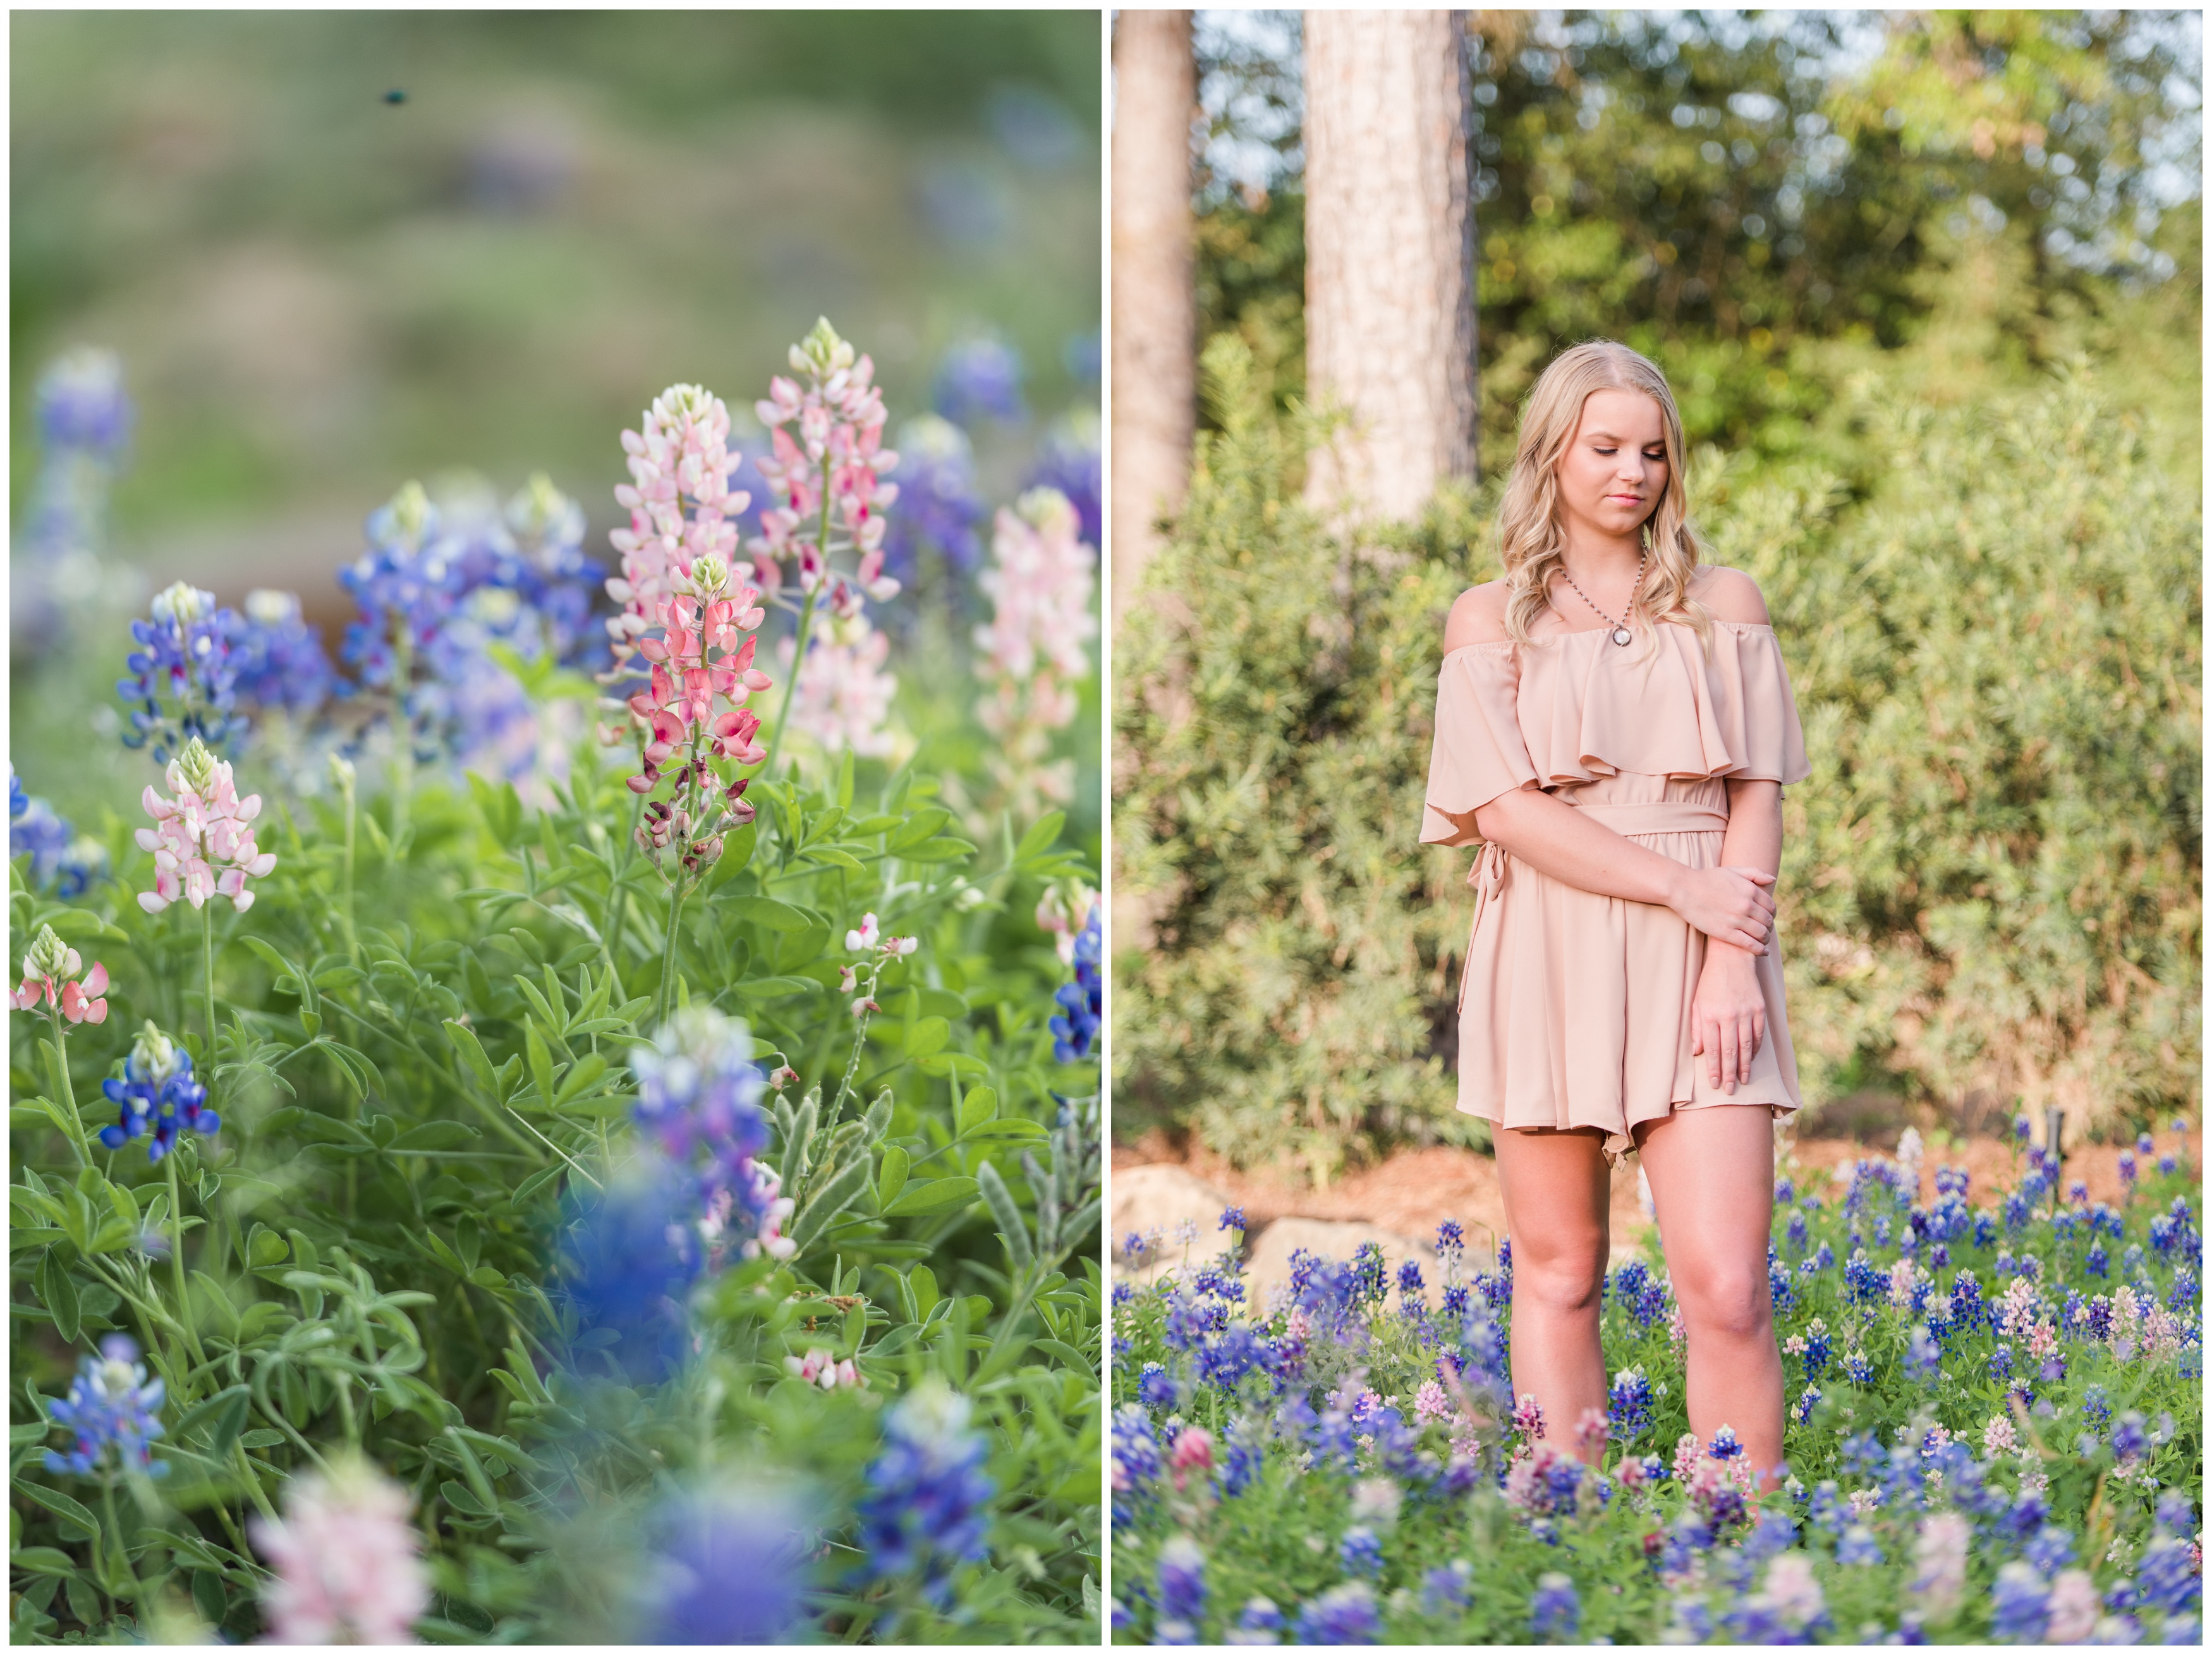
1690,564,1771,625
1443,580,1512,652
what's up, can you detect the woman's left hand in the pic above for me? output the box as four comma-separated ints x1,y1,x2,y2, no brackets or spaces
1691,943,1767,1094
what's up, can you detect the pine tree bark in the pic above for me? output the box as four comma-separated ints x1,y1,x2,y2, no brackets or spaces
1110,9,1197,623
1302,9,1477,520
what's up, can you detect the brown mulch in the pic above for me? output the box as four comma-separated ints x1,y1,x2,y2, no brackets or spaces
1112,1123,2200,1254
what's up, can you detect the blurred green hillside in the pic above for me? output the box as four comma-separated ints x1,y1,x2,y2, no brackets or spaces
11,10,1101,608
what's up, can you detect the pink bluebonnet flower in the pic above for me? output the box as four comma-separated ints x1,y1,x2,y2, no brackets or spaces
137,738,277,914
1911,1510,1971,1619
750,318,901,604
623,552,771,877
783,1347,865,1389
1169,1426,1213,1491
973,487,1097,816
1512,1393,1547,1441
775,604,902,760
839,914,920,1021
2045,1568,2101,1642
11,925,109,1023
250,1453,430,1645
44,1334,166,1478
605,384,752,681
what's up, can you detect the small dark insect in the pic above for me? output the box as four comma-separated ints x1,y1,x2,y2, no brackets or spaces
382,89,407,106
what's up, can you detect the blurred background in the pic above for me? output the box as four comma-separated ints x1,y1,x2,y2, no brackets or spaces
11,9,1102,841
1111,9,2201,1218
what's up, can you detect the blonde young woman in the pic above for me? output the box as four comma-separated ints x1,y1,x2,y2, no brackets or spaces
1422,340,1809,1482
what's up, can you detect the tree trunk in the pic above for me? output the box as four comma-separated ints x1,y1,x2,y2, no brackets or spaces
1302,9,1477,520
1109,9,1197,623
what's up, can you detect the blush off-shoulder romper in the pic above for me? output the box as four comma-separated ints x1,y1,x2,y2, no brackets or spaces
1420,618,1813,1160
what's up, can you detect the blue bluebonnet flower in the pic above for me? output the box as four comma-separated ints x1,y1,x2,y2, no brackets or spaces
1222,1419,1264,1498
1112,1403,1163,1522
44,1334,167,1478
1991,1561,2051,1641
932,336,1025,426
1421,1560,1471,1615
628,1006,790,1265
1138,1362,1179,1411
1339,1527,1383,1578
1905,1324,1942,1380
1050,903,1102,1061
636,1487,814,1642
1774,1176,1796,1204
99,1023,217,1163
852,1382,995,1606
1157,1535,1206,1640
1293,1581,1380,1644
1395,1260,1424,1300
118,581,249,764
1023,411,1102,548
1707,1425,1744,1462
881,416,987,592
1221,1206,1247,1234
341,477,605,778
37,348,133,457
1528,1572,1579,1640
1838,1524,1883,1565
554,1154,705,1383
9,769,105,898
1232,1596,1283,1643
228,590,339,719
1607,1365,1652,1444
2027,1525,2077,1573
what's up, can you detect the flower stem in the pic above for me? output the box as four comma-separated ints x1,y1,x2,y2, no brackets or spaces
200,903,217,1073
163,1153,208,1370
763,583,821,780
655,874,691,1028
339,764,360,968
44,1008,92,1168
391,623,415,845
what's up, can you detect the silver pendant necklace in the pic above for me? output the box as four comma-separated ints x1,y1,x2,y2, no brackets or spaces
1558,551,1645,645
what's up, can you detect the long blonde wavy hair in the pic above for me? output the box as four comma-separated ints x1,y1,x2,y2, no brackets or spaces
1495,341,1713,656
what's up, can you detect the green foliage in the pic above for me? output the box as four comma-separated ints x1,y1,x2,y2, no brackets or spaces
1115,314,2198,1169
1193,11,2200,470
9,743,1100,1642
1112,337,1483,1180
1734,362,2201,1131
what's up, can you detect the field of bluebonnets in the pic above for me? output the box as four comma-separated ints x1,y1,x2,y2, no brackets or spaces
1112,1127,2201,1644
8,314,1103,1641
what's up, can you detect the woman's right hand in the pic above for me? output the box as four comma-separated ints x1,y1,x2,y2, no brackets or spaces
1669,864,1777,953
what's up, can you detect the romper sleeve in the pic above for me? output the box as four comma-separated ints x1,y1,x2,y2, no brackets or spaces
1421,644,1539,847
1702,623,1812,787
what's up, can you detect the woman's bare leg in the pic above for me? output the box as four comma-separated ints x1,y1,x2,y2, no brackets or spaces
1492,1125,1612,1463
1634,1104,1785,1482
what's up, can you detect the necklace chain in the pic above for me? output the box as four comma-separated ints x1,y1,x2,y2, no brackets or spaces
1557,552,1646,640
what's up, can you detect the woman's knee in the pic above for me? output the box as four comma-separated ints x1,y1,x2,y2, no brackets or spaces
1510,1238,1608,1314
1677,1267,1771,1340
